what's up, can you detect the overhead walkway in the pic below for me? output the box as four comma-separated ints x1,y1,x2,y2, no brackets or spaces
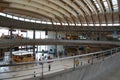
0,47,120,80
0,39,120,48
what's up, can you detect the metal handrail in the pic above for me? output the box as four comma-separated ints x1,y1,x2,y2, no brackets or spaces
0,39,120,48
0,47,119,67
0,47,120,80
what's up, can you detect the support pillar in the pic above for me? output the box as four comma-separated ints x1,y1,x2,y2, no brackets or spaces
99,32,102,40
55,31,59,58
33,29,36,60
26,30,28,50
10,28,13,64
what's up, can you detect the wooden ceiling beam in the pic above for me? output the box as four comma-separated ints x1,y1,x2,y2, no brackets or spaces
98,14,101,26
50,18,54,27
62,0,84,16
56,17,62,27
4,0,65,19
96,0,105,13
84,16,89,26
106,0,112,12
112,12,114,26
71,16,76,26
48,0,77,17
65,17,70,27
91,15,95,26
74,0,91,15
84,0,98,14
78,15,82,26
4,8,51,21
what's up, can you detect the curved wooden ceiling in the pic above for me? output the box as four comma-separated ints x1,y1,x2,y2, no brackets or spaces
0,0,119,25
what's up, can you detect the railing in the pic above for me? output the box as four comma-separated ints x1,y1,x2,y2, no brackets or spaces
0,47,120,80
0,39,120,48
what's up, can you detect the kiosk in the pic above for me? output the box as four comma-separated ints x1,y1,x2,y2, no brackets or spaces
12,50,34,62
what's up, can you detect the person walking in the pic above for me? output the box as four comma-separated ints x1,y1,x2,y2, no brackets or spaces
48,64,51,71
34,71,36,77
75,59,79,67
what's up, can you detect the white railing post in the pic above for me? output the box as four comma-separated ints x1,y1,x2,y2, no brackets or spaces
73,58,75,70
91,54,94,64
81,61,83,66
102,52,104,61
116,48,117,53
41,63,43,79
111,49,113,58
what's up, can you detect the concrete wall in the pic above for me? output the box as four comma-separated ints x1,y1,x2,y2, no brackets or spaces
28,52,120,80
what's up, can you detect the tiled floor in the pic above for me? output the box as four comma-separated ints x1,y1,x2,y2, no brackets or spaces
0,52,80,80
0,52,103,80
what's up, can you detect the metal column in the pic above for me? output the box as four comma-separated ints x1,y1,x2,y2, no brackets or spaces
9,28,13,64
33,29,36,60
55,31,59,58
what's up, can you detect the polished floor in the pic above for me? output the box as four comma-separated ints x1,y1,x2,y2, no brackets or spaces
0,51,118,80
0,52,89,80
94,64,120,80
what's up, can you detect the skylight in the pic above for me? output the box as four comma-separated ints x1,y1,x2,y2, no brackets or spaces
41,21,47,24
0,12,6,16
92,0,101,13
102,0,109,12
112,0,118,5
46,22,52,24
25,19,30,22
6,14,12,18
83,0,94,12
112,0,118,11
31,20,35,22
92,0,118,12
13,16,18,20
36,21,41,23
19,17,24,21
